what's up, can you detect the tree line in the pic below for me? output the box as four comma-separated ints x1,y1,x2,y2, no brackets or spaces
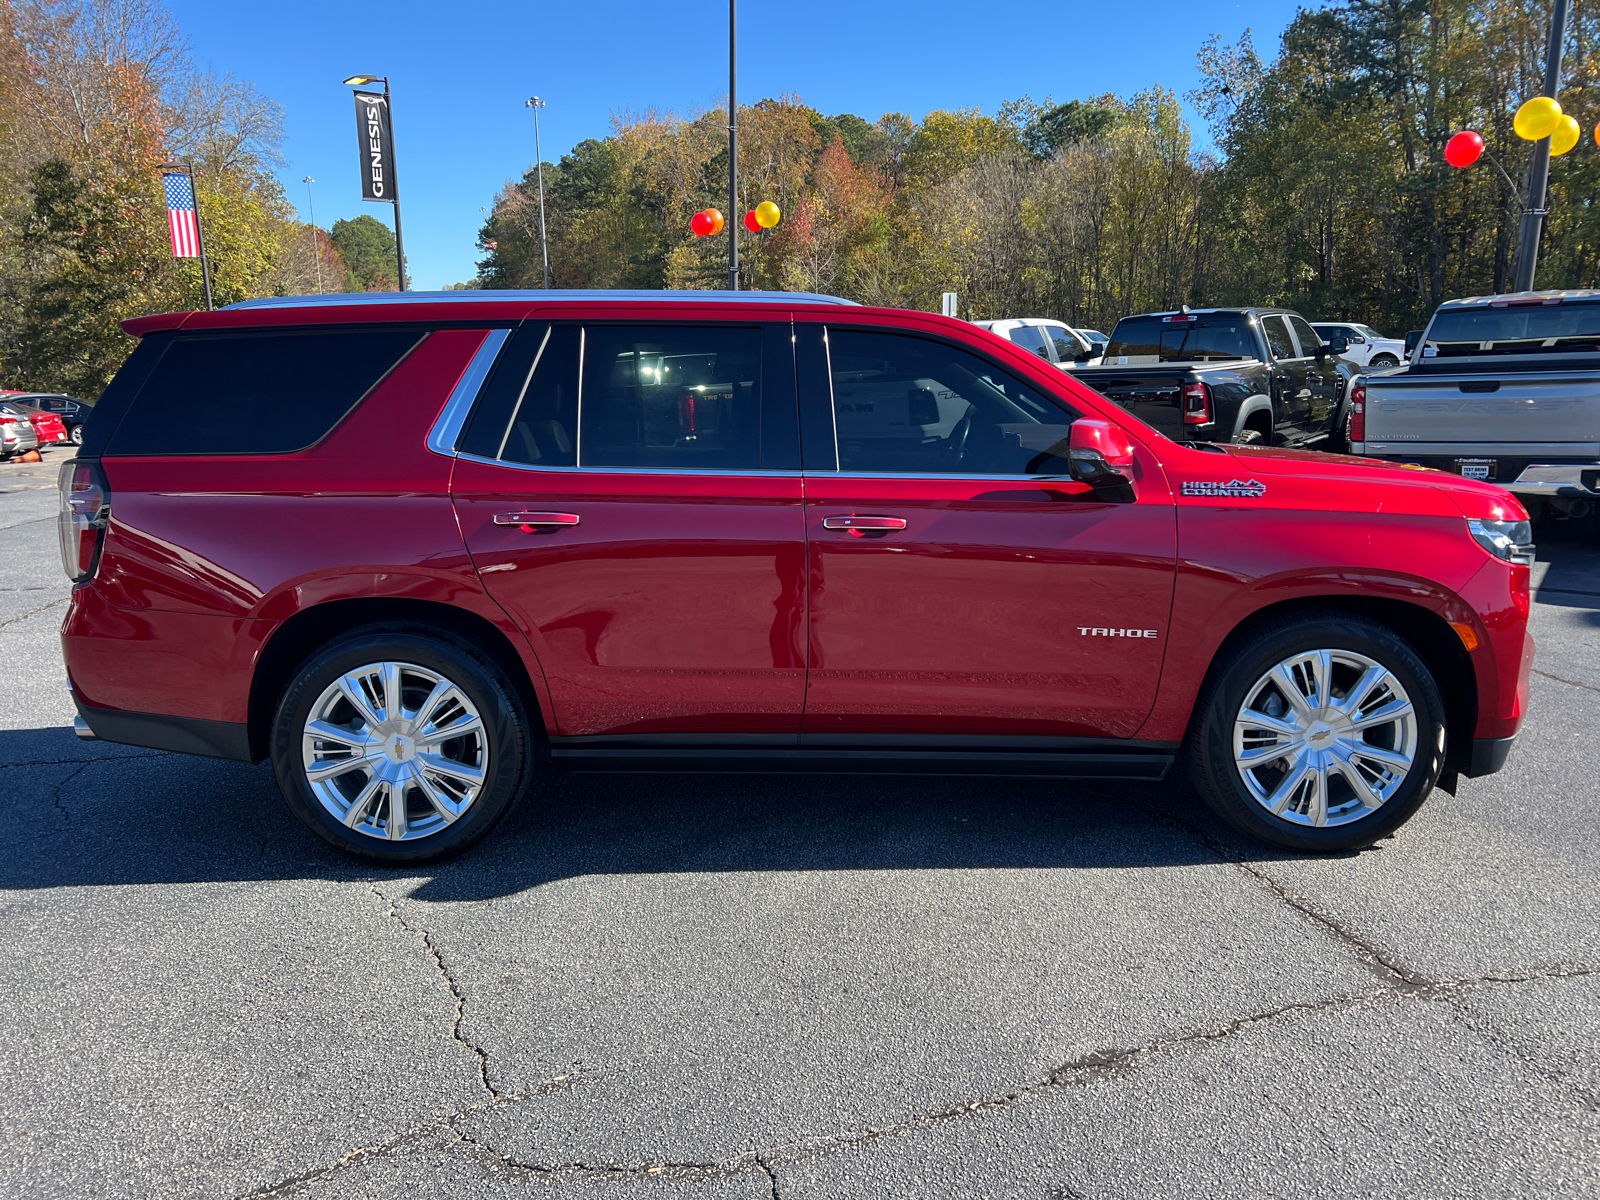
479,0,1599,337
3,0,1595,398
0,0,403,397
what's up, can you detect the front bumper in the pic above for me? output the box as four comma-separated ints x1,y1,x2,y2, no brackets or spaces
1468,735,1517,777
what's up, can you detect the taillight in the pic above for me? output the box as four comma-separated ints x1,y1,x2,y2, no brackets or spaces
1182,381,1212,425
1349,384,1365,443
58,459,110,582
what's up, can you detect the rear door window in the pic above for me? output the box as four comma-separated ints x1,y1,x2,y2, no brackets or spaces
105,328,423,456
458,323,578,466
580,325,769,470
1046,325,1085,361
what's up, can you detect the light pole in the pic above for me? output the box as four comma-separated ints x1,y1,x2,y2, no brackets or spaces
1512,0,1570,293
728,0,738,291
342,73,407,291
301,176,323,293
524,97,551,289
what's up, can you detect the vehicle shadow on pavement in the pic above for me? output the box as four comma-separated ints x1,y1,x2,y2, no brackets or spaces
2,726,1269,898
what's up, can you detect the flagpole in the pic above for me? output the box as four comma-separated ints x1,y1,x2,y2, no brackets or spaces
187,158,215,311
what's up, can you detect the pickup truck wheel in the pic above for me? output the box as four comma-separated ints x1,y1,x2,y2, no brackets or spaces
1232,428,1266,446
270,624,530,864
1370,353,1400,368
1187,611,1446,851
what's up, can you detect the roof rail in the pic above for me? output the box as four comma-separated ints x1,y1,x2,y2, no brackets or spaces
223,288,860,311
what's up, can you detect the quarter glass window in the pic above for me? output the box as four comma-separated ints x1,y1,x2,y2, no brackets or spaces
459,323,579,466
827,329,1078,476
579,326,763,470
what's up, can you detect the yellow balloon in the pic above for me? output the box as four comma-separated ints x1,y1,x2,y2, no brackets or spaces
754,200,781,229
1514,95,1563,141
1551,114,1580,157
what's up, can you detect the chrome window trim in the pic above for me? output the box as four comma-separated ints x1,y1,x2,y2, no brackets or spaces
225,288,859,311
425,328,511,457
452,451,1070,484
454,451,802,478
575,327,585,466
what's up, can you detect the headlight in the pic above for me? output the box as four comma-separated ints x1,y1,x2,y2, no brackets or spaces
1467,518,1534,565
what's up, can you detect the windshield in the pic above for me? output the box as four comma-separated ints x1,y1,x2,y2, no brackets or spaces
1425,302,1600,356
1105,314,1257,362
1355,325,1384,340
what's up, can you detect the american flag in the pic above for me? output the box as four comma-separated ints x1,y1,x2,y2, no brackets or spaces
162,171,201,258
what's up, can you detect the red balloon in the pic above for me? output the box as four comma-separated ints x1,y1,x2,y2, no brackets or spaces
690,210,715,237
743,210,762,233
1445,130,1484,168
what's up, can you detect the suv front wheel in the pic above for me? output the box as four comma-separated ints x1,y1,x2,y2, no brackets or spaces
1187,611,1447,851
270,624,531,864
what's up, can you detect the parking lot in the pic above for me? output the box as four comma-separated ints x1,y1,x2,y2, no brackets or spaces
2,450,1597,1199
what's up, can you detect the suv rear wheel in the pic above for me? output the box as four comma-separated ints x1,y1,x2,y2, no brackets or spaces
1187,611,1446,851
270,624,530,864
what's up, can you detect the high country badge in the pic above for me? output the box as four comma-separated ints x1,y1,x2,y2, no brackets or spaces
1180,478,1267,498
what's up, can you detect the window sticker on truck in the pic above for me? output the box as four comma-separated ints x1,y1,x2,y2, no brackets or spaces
1180,479,1268,498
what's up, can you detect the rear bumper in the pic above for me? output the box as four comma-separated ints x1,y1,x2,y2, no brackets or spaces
1468,735,1516,778
1504,462,1600,498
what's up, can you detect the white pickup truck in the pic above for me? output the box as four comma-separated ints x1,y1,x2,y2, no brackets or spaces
1350,289,1600,527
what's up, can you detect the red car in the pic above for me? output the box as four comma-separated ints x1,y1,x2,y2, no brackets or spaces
59,292,1535,863
20,404,69,446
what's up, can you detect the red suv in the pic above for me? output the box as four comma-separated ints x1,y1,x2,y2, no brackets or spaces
60,292,1535,863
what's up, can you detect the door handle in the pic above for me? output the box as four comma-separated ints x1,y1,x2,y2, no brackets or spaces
494,511,581,530
822,515,907,531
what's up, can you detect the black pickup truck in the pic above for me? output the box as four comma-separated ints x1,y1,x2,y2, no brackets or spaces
1071,307,1358,448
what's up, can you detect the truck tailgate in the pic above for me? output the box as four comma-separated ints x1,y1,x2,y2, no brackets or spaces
1366,370,1600,451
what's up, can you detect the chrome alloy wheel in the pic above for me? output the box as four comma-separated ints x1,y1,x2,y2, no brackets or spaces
1232,649,1417,828
301,661,488,841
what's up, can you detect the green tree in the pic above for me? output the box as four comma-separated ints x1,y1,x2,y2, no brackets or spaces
330,214,402,291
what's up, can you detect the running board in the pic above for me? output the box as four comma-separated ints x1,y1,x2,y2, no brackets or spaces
545,746,1173,780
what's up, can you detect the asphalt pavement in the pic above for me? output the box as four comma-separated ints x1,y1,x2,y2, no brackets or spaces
2,450,1597,1199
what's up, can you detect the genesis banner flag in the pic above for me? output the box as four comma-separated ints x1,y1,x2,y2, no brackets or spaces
353,91,397,202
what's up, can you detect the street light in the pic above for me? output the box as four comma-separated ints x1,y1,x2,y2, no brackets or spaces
301,176,322,294
524,96,551,289
342,73,407,292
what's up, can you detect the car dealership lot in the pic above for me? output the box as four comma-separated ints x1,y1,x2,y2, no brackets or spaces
2,459,1597,1199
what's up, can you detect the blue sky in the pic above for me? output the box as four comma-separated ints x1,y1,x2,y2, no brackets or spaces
166,0,1305,290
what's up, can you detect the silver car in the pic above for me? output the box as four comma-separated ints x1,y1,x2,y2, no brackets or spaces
0,402,40,459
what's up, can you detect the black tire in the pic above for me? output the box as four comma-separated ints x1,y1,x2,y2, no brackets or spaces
1186,610,1447,852
1369,354,1399,368
1232,427,1266,447
70,426,83,445
271,623,531,864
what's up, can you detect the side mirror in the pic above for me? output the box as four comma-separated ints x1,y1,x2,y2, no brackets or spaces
1404,329,1424,355
1068,420,1137,501
1323,336,1349,355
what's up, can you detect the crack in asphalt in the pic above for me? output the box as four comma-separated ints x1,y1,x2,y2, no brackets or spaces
370,885,502,1102
0,596,66,630
231,964,1594,1198
1128,799,1429,986
1532,666,1600,695
0,752,167,771
48,762,89,826
1441,966,1600,1113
